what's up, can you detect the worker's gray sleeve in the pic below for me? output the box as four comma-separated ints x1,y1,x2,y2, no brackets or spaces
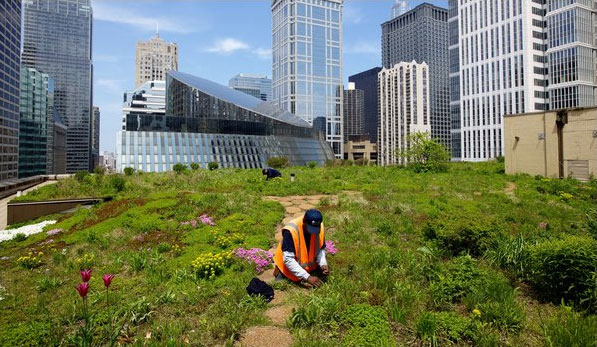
283,251,310,280
316,249,327,267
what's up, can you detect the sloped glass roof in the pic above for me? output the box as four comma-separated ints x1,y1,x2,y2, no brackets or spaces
168,71,311,128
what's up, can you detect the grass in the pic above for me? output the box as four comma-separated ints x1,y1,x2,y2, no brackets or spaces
0,162,596,346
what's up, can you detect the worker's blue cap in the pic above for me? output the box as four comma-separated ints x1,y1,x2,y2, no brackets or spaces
304,209,323,235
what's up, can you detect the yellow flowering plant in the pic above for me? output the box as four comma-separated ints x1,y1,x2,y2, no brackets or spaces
16,251,44,269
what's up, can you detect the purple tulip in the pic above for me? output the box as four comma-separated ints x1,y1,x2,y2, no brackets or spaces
80,269,92,282
75,282,89,298
103,274,115,289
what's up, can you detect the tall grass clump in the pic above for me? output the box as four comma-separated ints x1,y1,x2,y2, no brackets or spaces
541,306,597,346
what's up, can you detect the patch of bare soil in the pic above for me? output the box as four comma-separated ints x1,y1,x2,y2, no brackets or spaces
73,198,146,231
265,305,294,326
237,326,293,347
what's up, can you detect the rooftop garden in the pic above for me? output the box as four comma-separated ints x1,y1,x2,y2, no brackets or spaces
1,162,596,346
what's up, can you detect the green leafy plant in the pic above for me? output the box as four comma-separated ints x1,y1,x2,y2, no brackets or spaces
429,255,485,307
416,311,475,344
13,233,27,242
341,304,393,347
123,167,135,176
266,156,289,169
173,163,187,174
541,306,597,347
399,132,450,172
526,235,597,308
190,163,200,170
36,276,63,293
156,242,171,253
75,171,90,182
208,161,219,170
109,175,126,192
307,161,318,168
93,166,106,176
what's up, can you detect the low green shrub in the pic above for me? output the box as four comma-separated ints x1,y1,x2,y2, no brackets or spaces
341,304,393,347
109,175,126,192
208,162,219,170
93,166,106,176
156,242,171,253
429,255,485,307
123,167,135,176
416,311,474,344
424,216,503,257
173,164,187,174
541,306,597,346
307,161,318,169
36,276,63,293
266,156,289,169
13,233,27,242
354,158,369,166
526,235,597,308
74,171,90,182
463,273,525,333
190,163,200,170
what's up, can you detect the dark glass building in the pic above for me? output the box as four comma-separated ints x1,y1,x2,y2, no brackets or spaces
343,83,365,143
91,106,100,170
0,0,21,180
382,3,451,151
22,0,93,173
18,67,54,178
116,72,334,172
349,67,382,143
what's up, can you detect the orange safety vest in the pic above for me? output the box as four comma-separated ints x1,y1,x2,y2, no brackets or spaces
273,216,325,282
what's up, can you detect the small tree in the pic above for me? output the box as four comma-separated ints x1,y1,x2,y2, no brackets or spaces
266,156,289,169
173,163,187,174
93,166,106,176
399,132,450,173
208,162,219,171
123,167,135,176
190,163,200,170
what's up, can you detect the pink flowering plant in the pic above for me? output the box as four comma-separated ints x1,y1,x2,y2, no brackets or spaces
325,240,338,255
180,214,216,228
46,228,62,236
235,248,273,273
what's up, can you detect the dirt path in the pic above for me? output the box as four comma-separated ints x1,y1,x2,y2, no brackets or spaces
504,182,518,202
237,193,346,347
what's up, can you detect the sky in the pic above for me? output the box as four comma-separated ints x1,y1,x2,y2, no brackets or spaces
92,0,448,153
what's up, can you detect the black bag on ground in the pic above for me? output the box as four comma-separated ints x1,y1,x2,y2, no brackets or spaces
246,277,274,302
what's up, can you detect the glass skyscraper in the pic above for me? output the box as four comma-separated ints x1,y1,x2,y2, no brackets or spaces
23,0,93,173
18,67,55,178
382,3,451,152
342,83,364,143
0,0,21,180
272,0,344,157
349,67,382,143
546,0,597,110
229,74,272,101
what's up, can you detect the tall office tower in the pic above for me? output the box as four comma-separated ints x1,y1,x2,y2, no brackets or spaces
272,0,344,157
23,0,93,173
349,67,382,143
91,106,100,170
448,0,461,160
451,0,549,161
547,1,597,109
343,83,365,143
382,3,451,153
18,67,54,178
0,0,21,180
229,74,273,101
378,62,431,166
135,33,178,87
392,1,411,19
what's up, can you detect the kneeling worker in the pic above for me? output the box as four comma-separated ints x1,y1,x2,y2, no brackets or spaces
262,167,282,181
273,209,329,287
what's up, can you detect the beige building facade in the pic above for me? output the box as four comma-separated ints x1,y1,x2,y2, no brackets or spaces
378,61,431,166
504,108,597,181
344,136,377,164
135,33,178,87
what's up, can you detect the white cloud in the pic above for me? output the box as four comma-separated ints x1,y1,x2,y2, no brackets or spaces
344,41,379,55
206,38,250,54
252,48,272,59
92,1,199,34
